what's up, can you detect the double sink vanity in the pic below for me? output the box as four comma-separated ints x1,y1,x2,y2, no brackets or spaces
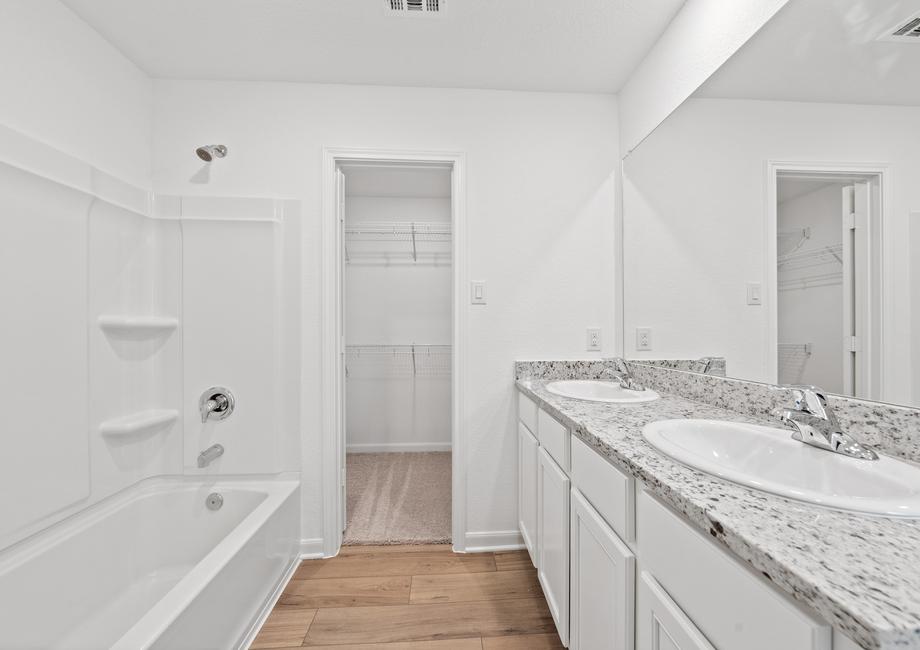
515,359,920,650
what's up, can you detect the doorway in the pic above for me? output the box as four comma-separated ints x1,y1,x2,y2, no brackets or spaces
321,149,467,556
340,162,453,545
771,167,884,399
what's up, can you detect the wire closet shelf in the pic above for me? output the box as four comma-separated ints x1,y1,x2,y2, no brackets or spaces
345,344,451,378
777,243,843,291
344,221,451,263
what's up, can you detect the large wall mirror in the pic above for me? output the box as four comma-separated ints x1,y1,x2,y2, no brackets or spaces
622,0,920,408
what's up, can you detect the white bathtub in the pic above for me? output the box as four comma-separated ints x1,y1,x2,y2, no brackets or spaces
0,476,300,650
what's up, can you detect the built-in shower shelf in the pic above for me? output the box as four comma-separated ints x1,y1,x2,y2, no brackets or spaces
98,315,178,336
99,409,179,437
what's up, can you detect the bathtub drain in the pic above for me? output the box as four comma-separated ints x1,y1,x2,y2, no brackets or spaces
206,493,224,510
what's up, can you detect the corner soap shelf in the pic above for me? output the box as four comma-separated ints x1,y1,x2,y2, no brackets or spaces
99,409,179,437
98,315,179,336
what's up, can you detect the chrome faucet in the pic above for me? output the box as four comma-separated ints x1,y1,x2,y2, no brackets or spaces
693,356,717,375
605,358,646,392
778,386,878,460
198,444,225,468
199,386,235,423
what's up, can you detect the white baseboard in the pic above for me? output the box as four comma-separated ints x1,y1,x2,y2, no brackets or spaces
235,556,299,650
300,537,325,559
463,530,525,553
346,442,452,453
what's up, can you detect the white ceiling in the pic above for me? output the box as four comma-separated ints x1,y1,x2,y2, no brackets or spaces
60,0,685,93
696,0,920,106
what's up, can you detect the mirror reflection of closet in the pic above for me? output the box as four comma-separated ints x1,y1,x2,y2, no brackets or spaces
777,174,877,399
621,0,920,408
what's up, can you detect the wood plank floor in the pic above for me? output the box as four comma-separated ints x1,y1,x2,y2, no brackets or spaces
250,545,564,649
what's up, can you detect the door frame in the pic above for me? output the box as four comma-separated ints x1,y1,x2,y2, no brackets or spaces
765,160,890,399
321,147,467,557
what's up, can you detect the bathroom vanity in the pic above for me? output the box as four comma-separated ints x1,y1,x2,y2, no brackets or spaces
515,361,920,650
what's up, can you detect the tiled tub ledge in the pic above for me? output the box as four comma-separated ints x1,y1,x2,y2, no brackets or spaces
515,361,920,650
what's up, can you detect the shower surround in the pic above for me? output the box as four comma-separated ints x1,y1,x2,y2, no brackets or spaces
0,124,303,647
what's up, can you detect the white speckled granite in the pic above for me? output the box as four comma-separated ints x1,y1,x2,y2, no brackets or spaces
514,359,616,381
516,363,920,650
631,357,727,377
629,362,920,464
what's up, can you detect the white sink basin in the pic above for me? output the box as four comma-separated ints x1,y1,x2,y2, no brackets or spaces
642,419,920,517
546,380,659,403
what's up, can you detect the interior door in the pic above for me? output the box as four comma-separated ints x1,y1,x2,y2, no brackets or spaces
336,166,347,532
841,182,870,397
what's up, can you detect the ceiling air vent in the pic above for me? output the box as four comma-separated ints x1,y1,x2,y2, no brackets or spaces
878,12,920,42
385,0,444,17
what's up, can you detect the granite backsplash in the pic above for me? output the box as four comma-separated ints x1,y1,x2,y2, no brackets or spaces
514,359,920,464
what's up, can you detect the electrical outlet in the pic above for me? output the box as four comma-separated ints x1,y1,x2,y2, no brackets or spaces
636,327,652,351
586,328,602,351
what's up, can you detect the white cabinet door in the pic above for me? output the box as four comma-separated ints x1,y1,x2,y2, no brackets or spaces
570,488,635,650
538,447,570,646
518,422,539,567
636,571,715,650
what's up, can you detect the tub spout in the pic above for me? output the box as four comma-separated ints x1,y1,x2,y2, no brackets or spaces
197,444,224,468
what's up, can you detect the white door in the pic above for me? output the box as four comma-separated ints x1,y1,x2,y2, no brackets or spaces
336,166,347,532
570,488,635,650
636,571,715,650
538,446,570,646
518,422,539,567
841,182,870,398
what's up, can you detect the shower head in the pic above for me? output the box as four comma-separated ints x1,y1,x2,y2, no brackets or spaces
195,144,228,162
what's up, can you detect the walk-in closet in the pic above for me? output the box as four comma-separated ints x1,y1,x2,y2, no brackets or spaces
341,163,453,545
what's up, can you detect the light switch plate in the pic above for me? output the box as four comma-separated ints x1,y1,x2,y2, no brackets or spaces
586,328,602,351
746,282,762,306
471,281,486,305
636,327,652,351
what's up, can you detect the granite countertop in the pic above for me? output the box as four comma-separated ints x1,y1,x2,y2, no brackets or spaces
516,378,920,650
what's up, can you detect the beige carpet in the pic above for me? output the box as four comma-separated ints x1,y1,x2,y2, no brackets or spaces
344,452,452,546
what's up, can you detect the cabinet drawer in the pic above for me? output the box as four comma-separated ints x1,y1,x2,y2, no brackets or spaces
636,490,831,650
539,408,570,472
518,390,538,435
571,435,635,543
636,571,715,650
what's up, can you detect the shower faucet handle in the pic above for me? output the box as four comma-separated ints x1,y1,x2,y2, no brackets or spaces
199,386,235,423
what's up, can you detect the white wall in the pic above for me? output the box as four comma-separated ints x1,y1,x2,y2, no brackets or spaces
151,81,620,547
618,0,789,156
345,194,452,452
624,98,919,404
777,184,846,391
0,0,152,187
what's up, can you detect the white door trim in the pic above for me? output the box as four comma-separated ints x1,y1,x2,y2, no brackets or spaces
321,147,468,557
765,160,890,399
